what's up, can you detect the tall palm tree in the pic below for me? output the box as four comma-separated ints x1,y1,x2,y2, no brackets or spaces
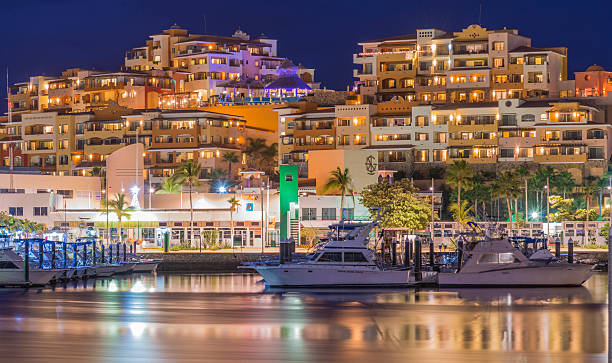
104,193,133,242
222,152,240,180
449,200,474,229
156,176,181,194
445,160,474,209
174,160,202,247
580,180,598,244
552,171,575,198
322,167,356,220
227,197,240,246
530,166,557,214
514,165,531,221
493,171,522,235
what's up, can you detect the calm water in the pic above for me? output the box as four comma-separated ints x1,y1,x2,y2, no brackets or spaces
0,272,607,362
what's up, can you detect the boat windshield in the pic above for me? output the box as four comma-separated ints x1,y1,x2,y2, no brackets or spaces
477,252,520,264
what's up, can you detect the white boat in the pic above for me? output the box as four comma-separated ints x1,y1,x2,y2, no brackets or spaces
0,249,58,286
438,237,594,287
93,263,135,277
251,217,436,288
132,260,161,273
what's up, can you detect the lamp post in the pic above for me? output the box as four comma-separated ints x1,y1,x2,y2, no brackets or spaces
260,175,266,254
545,177,550,238
430,178,434,242
131,185,140,244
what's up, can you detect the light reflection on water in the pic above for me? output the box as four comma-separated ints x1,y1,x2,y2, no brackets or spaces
0,272,607,362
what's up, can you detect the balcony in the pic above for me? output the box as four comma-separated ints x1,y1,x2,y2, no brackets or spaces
447,155,497,164
353,69,373,77
353,53,376,63
449,138,497,147
534,153,587,164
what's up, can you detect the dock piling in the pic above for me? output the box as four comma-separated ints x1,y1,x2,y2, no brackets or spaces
39,241,44,269
457,238,464,272
123,243,127,262
429,238,434,267
568,238,574,264
391,238,397,265
555,237,561,259
109,244,113,264
63,242,67,269
414,237,422,281
51,242,56,269
403,237,409,267
101,244,106,264
24,239,30,283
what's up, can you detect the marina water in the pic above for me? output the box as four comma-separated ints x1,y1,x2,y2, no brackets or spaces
0,272,607,362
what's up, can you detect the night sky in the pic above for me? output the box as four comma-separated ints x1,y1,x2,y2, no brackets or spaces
2,0,611,113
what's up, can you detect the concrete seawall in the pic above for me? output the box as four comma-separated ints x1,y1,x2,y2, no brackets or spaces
144,253,281,272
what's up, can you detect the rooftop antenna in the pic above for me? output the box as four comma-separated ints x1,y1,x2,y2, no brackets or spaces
478,3,482,25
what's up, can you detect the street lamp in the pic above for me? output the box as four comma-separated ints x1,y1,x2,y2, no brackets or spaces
131,185,140,247
430,178,434,242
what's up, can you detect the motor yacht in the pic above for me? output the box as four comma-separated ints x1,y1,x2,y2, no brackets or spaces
438,236,594,287
249,216,436,288
0,249,58,286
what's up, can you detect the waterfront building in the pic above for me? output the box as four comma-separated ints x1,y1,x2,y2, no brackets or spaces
125,25,317,106
575,65,612,97
353,24,569,103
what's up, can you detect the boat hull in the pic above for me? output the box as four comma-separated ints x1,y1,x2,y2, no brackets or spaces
0,270,58,286
132,261,160,273
255,264,436,287
438,264,594,287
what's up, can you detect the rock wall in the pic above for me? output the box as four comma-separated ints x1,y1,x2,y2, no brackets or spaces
143,252,280,272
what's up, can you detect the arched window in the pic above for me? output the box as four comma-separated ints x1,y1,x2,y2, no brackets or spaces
382,79,396,89
521,114,536,122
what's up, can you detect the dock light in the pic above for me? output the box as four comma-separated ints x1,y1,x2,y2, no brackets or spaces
218,186,227,193
131,186,140,195
532,212,538,219
149,188,155,194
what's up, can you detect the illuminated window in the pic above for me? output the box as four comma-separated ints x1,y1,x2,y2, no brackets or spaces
492,41,505,51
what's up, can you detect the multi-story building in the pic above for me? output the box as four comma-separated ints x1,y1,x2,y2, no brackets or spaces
8,69,173,114
125,26,316,106
0,104,255,185
575,65,612,97
354,24,568,104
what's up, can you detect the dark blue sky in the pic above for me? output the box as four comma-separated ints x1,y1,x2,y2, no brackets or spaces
2,0,611,112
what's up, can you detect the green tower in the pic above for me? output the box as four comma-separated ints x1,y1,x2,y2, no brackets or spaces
279,164,299,240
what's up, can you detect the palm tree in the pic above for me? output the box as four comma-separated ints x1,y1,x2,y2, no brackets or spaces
227,197,240,246
449,201,474,229
445,160,475,210
493,171,522,235
322,167,356,221
222,152,240,180
156,176,181,194
89,166,103,177
104,193,133,242
174,160,202,247
530,166,556,214
552,171,575,198
580,180,598,244
514,165,531,221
